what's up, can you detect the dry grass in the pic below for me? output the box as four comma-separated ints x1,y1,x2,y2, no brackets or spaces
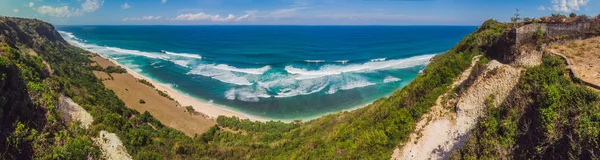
550,36,600,87
90,56,216,136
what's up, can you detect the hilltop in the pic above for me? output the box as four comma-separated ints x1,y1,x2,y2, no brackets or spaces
0,14,599,159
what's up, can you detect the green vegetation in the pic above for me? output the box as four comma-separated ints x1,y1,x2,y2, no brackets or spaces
156,89,174,101
185,106,195,115
535,26,545,44
194,19,509,159
450,56,600,159
137,79,175,101
139,99,146,104
137,79,155,88
104,66,127,74
0,39,100,159
9,16,596,159
0,17,510,159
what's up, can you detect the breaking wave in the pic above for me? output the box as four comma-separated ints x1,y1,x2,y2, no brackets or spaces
59,30,433,102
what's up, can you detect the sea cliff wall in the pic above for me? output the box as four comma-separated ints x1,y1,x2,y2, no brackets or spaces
515,22,591,44
488,22,592,66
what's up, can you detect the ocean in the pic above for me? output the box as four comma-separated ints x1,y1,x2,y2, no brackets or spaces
57,25,476,120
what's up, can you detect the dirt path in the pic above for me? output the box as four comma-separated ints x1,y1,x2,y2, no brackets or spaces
392,59,524,160
549,37,600,89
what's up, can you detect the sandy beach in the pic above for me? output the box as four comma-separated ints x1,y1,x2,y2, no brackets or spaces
89,53,272,136
92,55,268,121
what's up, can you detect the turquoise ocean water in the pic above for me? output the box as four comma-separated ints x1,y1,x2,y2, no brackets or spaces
57,26,476,120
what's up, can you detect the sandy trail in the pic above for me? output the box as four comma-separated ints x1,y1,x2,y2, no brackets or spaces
392,58,523,160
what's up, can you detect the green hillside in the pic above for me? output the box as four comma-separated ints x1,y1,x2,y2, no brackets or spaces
1,16,598,159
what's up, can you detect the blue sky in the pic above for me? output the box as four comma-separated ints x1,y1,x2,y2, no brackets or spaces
2,0,600,25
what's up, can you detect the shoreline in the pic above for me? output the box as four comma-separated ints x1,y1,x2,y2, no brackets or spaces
92,53,271,122
97,53,383,122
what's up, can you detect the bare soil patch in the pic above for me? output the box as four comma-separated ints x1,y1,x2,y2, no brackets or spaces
550,36,600,86
90,56,216,136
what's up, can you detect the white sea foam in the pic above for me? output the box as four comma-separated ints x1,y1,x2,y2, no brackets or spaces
58,30,432,100
171,60,192,68
163,50,203,59
213,64,271,75
105,47,168,59
271,77,329,98
285,54,434,79
188,65,253,85
336,60,350,64
383,76,401,83
305,60,325,63
59,31,76,40
326,75,376,94
371,58,387,62
225,87,270,102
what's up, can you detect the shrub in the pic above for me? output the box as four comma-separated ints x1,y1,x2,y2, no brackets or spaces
104,66,127,74
137,79,155,88
139,99,146,104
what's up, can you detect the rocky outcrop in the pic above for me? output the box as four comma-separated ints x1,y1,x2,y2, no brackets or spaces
58,95,94,129
94,131,133,160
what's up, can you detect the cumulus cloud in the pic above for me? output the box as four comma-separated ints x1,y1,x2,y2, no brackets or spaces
123,16,162,21
13,9,19,13
551,0,589,12
161,0,167,4
37,6,82,17
29,2,34,8
538,6,546,11
143,16,162,20
36,0,104,18
82,0,104,12
174,12,251,22
121,3,130,9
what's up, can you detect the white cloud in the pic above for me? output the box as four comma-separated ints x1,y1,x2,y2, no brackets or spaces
270,0,310,18
37,6,82,17
81,0,104,12
13,9,19,13
161,0,167,4
538,6,546,11
143,16,161,20
29,2,34,8
173,12,251,22
121,3,130,9
235,14,251,21
551,0,589,12
123,16,162,21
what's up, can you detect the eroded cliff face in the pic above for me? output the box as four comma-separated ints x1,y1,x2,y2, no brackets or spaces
487,22,596,67
393,22,600,160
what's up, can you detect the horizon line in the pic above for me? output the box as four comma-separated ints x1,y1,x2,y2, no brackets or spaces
55,24,480,27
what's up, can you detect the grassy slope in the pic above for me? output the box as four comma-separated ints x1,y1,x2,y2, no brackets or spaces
211,20,508,159
0,16,509,159
450,55,600,159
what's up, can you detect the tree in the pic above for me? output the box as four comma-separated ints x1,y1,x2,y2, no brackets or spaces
185,106,196,115
569,12,577,18
511,8,521,27
524,17,532,23
139,99,146,104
